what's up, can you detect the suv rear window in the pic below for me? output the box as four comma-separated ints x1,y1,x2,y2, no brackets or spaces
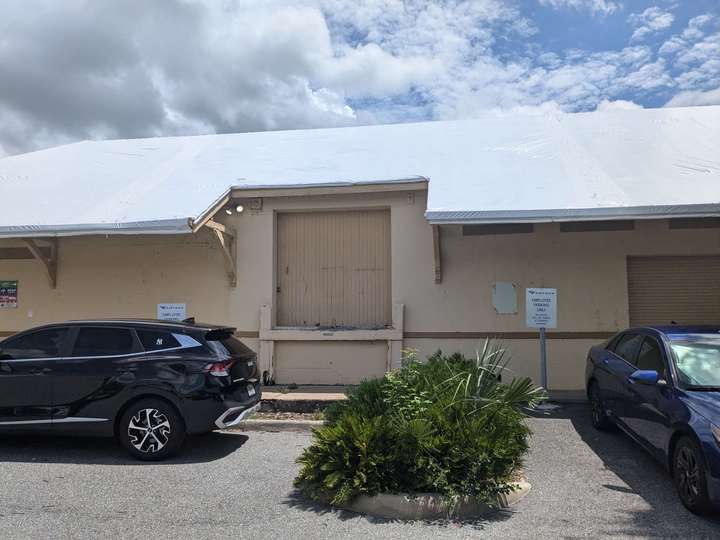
137,330,180,352
72,327,135,357
205,333,253,359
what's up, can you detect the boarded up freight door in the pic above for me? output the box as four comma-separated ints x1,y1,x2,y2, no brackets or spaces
276,210,391,328
627,256,720,326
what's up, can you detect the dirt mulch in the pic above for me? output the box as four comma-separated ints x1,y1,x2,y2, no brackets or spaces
251,411,324,421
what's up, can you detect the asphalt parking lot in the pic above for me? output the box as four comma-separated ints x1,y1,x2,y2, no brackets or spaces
1,405,720,539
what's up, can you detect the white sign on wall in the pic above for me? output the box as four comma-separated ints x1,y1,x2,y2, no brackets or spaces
525,288,557,328
157,303,187,321
492,282,518,314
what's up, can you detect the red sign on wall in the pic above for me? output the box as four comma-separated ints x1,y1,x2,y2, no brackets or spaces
0,280,18,308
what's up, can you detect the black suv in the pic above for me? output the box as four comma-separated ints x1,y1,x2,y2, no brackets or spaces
0,319,261,460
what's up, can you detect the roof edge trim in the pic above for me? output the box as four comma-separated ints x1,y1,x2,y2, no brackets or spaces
0,218,192,239
425,203,720,224
190,187,232,233
231,176,428,191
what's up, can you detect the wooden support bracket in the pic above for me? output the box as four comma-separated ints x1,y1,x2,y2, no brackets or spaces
205,219,235,238
432,224,442,284
23,238,58,288
208,220,237,287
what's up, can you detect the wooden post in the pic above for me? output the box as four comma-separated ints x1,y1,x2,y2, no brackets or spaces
388,303,404,371
432,225,442,284
258,305,274,384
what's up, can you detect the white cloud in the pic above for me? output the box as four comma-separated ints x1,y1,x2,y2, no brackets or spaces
628,6,675,42
0,0,715,156
622,59,672,89
682,13,715,40
0,0,443,154
538,0,621,16
658,36,686,55
595,99,643,111
665,86,720,107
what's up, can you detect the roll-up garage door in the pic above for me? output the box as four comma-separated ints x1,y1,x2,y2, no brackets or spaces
627,256,720,326
276,209,391,328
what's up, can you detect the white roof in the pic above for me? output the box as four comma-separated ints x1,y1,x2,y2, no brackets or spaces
0,106,718,237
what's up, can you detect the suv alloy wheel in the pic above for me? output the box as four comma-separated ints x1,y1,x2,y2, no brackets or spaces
119,398,186,461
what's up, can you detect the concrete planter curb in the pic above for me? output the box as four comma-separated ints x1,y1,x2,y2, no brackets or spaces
229,419,323,432
335,481,531,521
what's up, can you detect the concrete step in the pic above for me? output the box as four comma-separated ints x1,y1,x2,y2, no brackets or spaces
261,385,347,412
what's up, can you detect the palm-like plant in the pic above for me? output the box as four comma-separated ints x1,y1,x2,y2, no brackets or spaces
295,341,545,505
391,341,546,418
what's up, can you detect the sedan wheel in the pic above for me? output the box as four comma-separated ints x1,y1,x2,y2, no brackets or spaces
673,437,711,514
119,398,185,461
589,383,613,431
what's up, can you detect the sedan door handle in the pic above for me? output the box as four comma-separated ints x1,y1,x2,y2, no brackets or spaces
30,367,52,374
115,366,138,372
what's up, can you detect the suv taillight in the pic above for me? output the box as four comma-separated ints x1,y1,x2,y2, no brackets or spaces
205,360,235,377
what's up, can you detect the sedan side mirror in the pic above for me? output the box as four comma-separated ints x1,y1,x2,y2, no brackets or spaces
629,369,667,386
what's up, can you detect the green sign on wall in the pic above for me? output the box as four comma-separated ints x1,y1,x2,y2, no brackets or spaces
0,280,18,308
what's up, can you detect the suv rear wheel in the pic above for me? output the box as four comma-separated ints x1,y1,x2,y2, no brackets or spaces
118,398,185,461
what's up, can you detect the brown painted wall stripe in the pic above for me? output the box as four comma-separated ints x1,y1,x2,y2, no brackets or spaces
0,330,262,339
235,331,260,338
404,331,615,340
0,330,614,340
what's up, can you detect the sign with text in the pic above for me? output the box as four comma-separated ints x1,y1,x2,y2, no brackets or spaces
157,303,186,321
526,288,557,328
0,280,18,308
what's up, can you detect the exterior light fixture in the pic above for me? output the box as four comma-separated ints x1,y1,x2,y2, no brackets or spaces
224,208,233,215
235,205,244,213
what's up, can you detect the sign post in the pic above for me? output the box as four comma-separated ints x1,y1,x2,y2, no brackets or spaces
526,287,557,401
539,326,547,389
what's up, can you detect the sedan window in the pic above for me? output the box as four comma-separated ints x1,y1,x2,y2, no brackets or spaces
636,337,667,377
671,338,720,389
72,327,135,357
612,333,644,364
0,328,68,359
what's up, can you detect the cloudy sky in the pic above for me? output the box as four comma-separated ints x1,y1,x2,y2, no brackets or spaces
0,0,718,156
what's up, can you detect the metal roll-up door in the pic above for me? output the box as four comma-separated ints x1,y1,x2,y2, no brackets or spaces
627,255,720,326
276,209,391,328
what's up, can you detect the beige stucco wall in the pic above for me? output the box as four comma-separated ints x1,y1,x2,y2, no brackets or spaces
0,232,234,328
274,341,388,385
2,188,719,390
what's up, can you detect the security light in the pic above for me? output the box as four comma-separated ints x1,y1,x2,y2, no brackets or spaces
224,208,233,215
235,205,244,213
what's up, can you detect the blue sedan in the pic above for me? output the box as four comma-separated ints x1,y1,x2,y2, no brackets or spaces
586,326,720,514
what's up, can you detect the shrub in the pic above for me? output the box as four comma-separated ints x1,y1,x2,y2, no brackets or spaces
294,341,545,505
323,378,389,426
